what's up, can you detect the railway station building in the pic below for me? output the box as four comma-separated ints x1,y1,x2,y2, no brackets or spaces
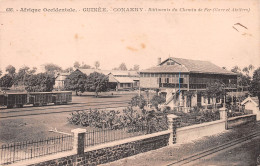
139,57,237,111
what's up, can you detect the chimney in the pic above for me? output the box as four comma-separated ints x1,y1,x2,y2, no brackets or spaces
157,57,161,65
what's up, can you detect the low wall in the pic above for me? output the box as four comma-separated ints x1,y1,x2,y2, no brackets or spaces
10,114,232,166
176,120,226,143
14,130,171,166
227,114,256,129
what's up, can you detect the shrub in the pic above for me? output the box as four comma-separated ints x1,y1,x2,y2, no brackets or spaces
150,95,166,110
129,95,146,109
68,107,168,133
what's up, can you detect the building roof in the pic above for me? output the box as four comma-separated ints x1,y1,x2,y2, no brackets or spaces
141,65,189,73
77,69,139,77
114,77,136,83
241,96,259,107
141,57,236,75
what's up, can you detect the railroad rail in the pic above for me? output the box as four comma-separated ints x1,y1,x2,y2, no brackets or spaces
0,101,130,119
0,100,131,113
167,131,260,166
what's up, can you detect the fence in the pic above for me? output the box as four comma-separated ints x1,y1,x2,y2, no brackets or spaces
85,125,168,147
0,134,73,165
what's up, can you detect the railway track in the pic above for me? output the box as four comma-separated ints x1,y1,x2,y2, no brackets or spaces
0,100,131,113
167,131,260,166
0,100,131,119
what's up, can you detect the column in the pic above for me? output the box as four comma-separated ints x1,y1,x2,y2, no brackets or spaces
71,128,87,155
167,114,179,146
219,107,228,129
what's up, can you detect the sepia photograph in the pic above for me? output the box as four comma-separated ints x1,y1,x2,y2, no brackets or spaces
0,0,260,165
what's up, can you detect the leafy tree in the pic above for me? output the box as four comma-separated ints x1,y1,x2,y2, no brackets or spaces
5,65,16,76
249,67,260,106
94,61,100,69
80,64,92,69
14,66,30,85
44,63,62,75
29,67,37,74
0,69,2,77
118,63,127,71
231,65,251,91
25,73,55,92
130,95,146,109
0,74,14,87
150,95,166,110
64,70,87,95
63,67,74,73
129,64,140,71
73,61,81,69
231,66,241,74
85,72,109,97
113,63,128,71
202,81,225,109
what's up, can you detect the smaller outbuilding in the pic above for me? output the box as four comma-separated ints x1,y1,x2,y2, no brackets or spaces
241,96,260,120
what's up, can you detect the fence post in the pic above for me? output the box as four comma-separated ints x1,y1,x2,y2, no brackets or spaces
71,128,86,155
167,114,179,146
219,107,228,129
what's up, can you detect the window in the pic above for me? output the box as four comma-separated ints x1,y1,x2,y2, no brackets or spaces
167,61,175,65
179,78,183,84
166,78,169,83
158,78,162,84
151,73,155,77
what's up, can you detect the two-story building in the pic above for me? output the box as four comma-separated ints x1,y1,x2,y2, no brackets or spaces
140,57,237,111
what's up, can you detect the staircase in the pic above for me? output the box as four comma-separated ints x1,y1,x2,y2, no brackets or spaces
164,89,180,107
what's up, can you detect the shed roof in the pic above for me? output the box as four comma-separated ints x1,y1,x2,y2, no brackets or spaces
241,96,259,107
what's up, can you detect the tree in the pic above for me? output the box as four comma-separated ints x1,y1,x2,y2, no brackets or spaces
85,72,109,97
113,63,128,71
63,67,74,73
231,66,241,73
249,67,260,106
130,95,147,109
0,69,2,77
94,61,100,69
118,63,127,71
44,63,62,75
129,64,140,71
0,74,14,88
5,65,16,76
80,64,92,69
64,70,87,95
150,95,166,110
14,66,30,85
231,65,251,91
74,61,81,69
25,73,55,92
29,67,37,74
203,81,225,109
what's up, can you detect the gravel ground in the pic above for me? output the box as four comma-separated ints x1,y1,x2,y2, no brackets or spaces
100,121,260,166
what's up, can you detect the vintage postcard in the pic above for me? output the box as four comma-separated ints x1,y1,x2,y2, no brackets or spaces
0,0,259,165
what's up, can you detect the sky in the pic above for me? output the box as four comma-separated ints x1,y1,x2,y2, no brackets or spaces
0,0,259,73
